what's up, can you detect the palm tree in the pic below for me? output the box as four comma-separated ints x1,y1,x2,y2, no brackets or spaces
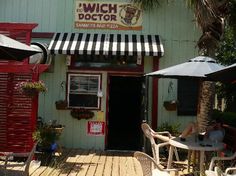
184,0,228,132
132,0,230,131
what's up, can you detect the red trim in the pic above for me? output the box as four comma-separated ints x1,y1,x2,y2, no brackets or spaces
32,32,54,39
0,63,49,73
0,23,38,45
0,23,38,30
105,75,110,148
152,57,159,130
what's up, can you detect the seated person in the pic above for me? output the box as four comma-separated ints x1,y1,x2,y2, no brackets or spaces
205,118,225,142
179,118,224,142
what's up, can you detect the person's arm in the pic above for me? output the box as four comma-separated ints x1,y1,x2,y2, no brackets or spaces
180,122,197,138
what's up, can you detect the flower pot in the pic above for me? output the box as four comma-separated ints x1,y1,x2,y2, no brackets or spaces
163,101,177,111
55,100,67,110
23,88,38,97
70,109,94,120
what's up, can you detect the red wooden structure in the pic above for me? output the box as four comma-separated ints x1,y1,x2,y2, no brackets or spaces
0,23,48,153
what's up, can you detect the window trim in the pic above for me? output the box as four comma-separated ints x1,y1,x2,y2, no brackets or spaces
68,55,144,72
67,72,102,110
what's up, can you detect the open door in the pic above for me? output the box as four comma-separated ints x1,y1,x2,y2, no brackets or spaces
106,75,143,151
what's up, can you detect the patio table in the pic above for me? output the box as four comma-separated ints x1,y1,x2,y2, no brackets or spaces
167,135,224,175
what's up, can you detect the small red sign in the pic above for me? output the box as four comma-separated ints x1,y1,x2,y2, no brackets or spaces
87,121,105,136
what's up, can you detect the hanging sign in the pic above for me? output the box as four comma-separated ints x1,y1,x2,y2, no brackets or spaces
87,121,105,136
75,1,142,30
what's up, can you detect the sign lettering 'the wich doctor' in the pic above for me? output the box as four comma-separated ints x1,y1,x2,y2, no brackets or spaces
75,1,142,30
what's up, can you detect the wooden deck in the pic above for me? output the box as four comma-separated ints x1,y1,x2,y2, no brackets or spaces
31,149,143,176
0,149,189,176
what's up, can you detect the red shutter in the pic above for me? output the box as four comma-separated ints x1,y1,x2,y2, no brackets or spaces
0,23,41,153
0,73,35,152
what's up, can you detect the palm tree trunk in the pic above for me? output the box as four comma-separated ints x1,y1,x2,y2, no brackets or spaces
197,81,216,132
197,40,217,132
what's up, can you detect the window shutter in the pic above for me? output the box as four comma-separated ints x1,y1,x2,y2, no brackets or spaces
0,73,34,152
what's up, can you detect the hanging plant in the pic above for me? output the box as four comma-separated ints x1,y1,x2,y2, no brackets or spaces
164,81,178,111
163,100,178,111
55,100,67,110
15,80,47,97
70,108,94,120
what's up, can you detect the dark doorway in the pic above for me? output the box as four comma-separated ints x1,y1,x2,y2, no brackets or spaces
107,76,142,151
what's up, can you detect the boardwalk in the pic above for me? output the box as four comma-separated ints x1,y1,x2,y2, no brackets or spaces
0,149,143,176
0,149,189,176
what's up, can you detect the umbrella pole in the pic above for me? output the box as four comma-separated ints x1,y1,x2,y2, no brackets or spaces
196,80,203,131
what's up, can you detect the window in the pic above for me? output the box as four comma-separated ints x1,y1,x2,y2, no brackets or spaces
67,73,101,109
177,79,199,116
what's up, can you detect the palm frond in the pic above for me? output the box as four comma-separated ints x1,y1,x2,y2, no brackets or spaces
131,0,160,10
185,0,229,54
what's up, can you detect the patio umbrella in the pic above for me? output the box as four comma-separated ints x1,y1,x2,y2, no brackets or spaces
146,56,224,79
206,63,236,83
0,34,42,61
144,56,225,129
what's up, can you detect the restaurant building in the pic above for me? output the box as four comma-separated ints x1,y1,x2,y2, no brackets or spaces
0,0,200,150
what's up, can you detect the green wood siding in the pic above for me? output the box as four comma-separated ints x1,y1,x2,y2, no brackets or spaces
0,0,201,149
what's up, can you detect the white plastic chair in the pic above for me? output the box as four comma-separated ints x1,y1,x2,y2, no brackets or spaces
0,142,38,176
205,152,236,176
141,122,179,164
134,151,178,176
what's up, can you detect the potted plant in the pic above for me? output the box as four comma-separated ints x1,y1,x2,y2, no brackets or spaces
15,80,47,97
55,100,67,110
32,121,64,153
70,108,94,120
163,100,178,111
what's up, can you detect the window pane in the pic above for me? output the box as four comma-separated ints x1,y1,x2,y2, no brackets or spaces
68,73,101,109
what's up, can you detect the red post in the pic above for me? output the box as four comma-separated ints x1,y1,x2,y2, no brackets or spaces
152,57,159,130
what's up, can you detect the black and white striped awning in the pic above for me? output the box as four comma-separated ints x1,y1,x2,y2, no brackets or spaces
48,33,164,57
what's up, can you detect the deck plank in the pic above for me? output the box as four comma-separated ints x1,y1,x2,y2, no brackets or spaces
1,149,190,176
58,149,80,176
67,149,85,176
50,149,75,176
111,153,120,176
126,155,137,176
50,149,77,176
103,151,113,176
41,149,72,176
93,150,107,176
132,155,143,176
77,150,95,176
119,153,129,176
85,150,101,176
71,150,90,176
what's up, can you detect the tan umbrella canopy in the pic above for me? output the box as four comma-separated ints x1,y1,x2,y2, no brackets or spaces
206,63,236,83
0,34,41,61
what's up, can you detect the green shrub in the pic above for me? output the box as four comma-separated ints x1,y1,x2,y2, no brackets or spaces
212,110,236,127
157,122,180,136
